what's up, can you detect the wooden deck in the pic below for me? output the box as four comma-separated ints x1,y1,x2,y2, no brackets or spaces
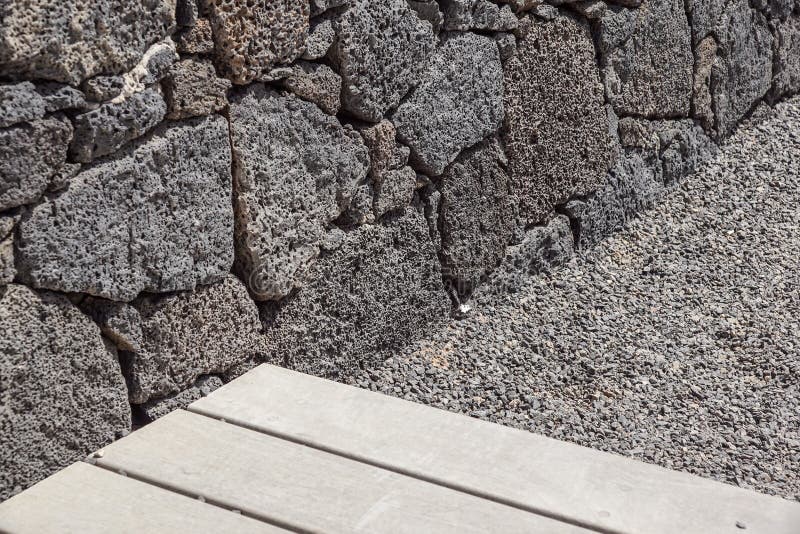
1,364,798,533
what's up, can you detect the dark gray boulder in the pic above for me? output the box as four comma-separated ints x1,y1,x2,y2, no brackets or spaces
16,115,233,302
0,284,131,502
0,82,46,127
771,15,800,101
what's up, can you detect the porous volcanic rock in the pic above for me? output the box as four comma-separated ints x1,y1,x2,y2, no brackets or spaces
0,82,46,127
330,0,437,122
163,59,232,119
438,138,517,296
16,115,233,301
597,0,693,118
206,0,309,83
228,86,369,300
279,61,342,115
772,15,800,101
122,275,267,404
0,284,131,502
392,31,504,176
263,207,451,377
0,0,174,85
503,13,615,225
0,115,73,211
440,0,518,31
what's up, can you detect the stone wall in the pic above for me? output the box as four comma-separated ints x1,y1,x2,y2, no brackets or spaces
1,0,798,500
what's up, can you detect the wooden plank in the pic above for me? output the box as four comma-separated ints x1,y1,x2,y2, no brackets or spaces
0,462,284,534
95,409,588,534
190,364,800,534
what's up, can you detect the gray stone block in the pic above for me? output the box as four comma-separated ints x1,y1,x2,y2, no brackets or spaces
229,86,369,300
279,61,342,115
392,32,504,176
503,13,615,226
0,233,14,285
16,115,233,302
163,59,232,120
0,284,131,502
597,0,693,118
690,0,774,138
330,0,437,122
140,376,224,421
82,75,126,102
438,138,517,296
0,82,46,128
206,0,309,84
263,207,451,378
374,166,416,219
440,0,519,31
123,275,267,404
0,115,73,211
35,83,88,113
772,15,800,101
303,18,335,60
175,19,215,55
408,1,444,32
473,215,575,299
310,0,348,16
0,0,174,85
69,89,167,163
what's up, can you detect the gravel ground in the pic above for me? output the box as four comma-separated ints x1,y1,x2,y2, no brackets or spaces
350,97,800,501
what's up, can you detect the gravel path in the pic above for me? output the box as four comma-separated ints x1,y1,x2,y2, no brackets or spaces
352,97,800,501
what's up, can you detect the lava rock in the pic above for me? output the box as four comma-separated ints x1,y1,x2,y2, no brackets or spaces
440,0,518,31
597,0,693,118
124,275,267,404
0,115,73,211
279,61,342,115
374,166,416,218
228,86,369,300
175,19,215,55
303,17,336,60
0,284,131,501
206,0,309,84
771,15,800,101
503,13,615,226
438,138,517,297
82,75,125,102
0,233,14,285
0,82,46,127
330,0,437,122
393,32,504,176
0,0,174,85
140,376,225,421
35,83,88,112
163,59,232,119
263,207,451,377
16,115,233,302
69,89,167,162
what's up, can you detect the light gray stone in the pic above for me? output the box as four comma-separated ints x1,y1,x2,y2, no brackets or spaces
374,166,416,218
124,275,266,404
16,115,233,302
310,0,348,16
408,0,444,32
82,75,125,102
0,284,131,502
0,0,175,85
597,0,693,118
0,82,46,128
229,86,369,300
69,90,167,163
392,32,504,176
263,207,451,377
80,298,144,353
690,0,774,138
358,120,410,183
440,0,518,31
206,0,309,84
438,138,517,297
140,376,224,421
303,18,336,60
503,14,615,226
0,233,14,285
36,83,88,113
163,59,232,119
0,115,73,211
772,15,800,101
330,0,437,122
279,61,342,115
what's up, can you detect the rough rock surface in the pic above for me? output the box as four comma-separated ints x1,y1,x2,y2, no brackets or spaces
16,116,233,302
175,19,215,55
440,0,518,31
503,14,615,225
303,18,336,60
473,214,575,299
206,0,309,84
393,32,504,176
163,59,232,119
140,376,224,421
229,86,369,300
279,61,342,115
0,82,46,128
330,0,437,122
0,284,131,502
0,0,174,85
69,90,167,162
597,0,693,118
438,138,516,296
263,207,451,378
772,15,800,101
0,234,14,285
374,167,417,219
355,98,800,502
36,83,88,113
124,275,267,404
690,0,774,138
0,115,73,211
